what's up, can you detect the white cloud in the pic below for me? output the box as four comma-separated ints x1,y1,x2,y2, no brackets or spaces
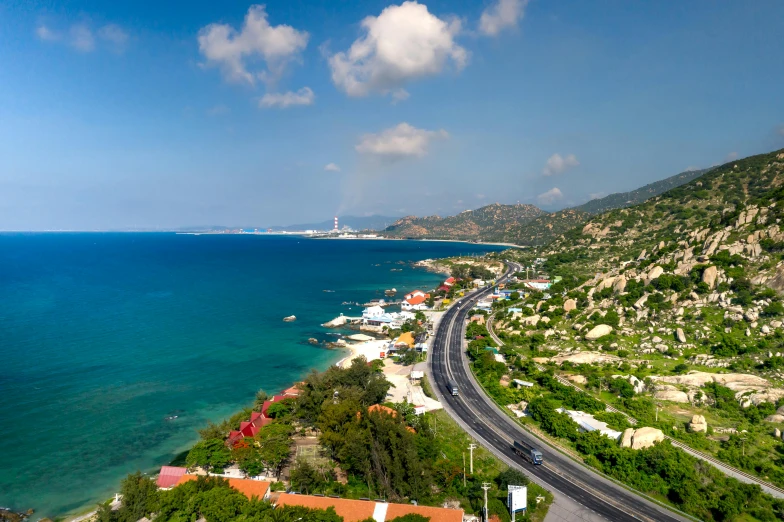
725,151,738,161
198,5,309,85
207,104,230,116
36,25,59,41
98,24,129,49
328,1,467,98
324,163,341,172
479,0,528,36
259,87,315,108
355,122,448,160
543,153,579,176
537,187,563,205
70,24,95,52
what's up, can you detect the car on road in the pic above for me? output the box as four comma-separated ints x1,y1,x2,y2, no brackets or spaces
447,381,459,396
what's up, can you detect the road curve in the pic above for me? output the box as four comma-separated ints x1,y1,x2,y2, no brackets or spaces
428,263,692,522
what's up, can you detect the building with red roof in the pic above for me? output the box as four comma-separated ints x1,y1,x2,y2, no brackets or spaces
276,494,463,522
176,475,271,500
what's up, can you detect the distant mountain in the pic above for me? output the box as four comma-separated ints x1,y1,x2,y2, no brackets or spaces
384,203,546,241
269,215,400,232
384,167,714,246
573,168,711,215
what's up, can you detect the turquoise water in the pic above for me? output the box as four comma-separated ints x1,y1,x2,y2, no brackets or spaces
0,233,503,518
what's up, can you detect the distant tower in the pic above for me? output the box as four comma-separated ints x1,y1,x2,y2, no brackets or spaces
334,216,339,231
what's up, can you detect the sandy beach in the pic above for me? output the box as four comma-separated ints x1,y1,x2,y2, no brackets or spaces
337,339,389,368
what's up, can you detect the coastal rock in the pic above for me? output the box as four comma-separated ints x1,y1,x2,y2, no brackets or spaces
563,299,577,312
585,324,613,340
630,427,665,450
323,316,348,328
702,266,719,289
676,328,687,343
308,338,319,345
283,315,297,322
688,415,708,433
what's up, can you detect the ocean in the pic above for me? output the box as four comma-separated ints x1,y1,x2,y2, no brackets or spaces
0,233,504,518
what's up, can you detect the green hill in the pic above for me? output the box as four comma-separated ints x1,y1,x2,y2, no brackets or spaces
385,167,714,245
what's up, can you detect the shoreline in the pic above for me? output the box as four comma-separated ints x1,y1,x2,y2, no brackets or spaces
47,248,468,521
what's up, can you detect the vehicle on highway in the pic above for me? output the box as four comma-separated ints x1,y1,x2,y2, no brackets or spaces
513,440,543,465
447,380,459,396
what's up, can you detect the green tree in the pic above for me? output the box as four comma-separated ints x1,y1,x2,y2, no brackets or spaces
186,438,231,471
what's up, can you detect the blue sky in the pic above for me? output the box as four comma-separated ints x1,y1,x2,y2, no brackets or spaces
1,0,783,230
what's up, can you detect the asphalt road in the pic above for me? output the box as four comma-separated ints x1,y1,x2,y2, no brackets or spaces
429,263,691,522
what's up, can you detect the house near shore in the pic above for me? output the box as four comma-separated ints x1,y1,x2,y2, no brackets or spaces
276,493,463,522
362,305,385,319
226,385,301,447
176,475,272,500
156,466,187,489
401,289,430,311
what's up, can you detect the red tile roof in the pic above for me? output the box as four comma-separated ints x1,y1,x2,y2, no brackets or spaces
276,494,464,522
156,466,187,489
405,295,427,305
276,494,375,521
176,475,271,500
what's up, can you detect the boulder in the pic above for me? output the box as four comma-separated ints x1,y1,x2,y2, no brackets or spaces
597,276,617,291
646,266,664,284
585,324,613,340
767,414,784,423
652,336,663,343
613,276,627,294
323,315,348,328
762,325,771,334
521,314,541,326
775,428,782,438
620,428,635,448
702,266,718,289
654,387,689,403
688,415,708,433
631,427,665,450
745,310,759,322
634,295,648,310
675,328,687,343
283,315,297,322
308,338,319,345
568,375,587,385
564,299,577,312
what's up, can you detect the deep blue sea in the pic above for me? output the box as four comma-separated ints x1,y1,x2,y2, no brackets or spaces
0,233,503,518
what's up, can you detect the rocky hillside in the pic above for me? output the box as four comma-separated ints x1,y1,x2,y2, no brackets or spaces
574,168,710,215
385,168,711,245
385,203,545,240
491,148,784,488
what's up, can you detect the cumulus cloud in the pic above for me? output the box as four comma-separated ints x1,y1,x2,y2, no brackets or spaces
198,5,309,85
259,87,315,108
479,0,528,36
36,25,59,41
324,163,341,172
328,1,467,98
98,24,129,50
70,24,95,52
543,153,579,176
355,122,448,160
537,187,563,205
36,23,128,52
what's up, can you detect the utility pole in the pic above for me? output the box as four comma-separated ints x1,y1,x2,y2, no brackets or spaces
462,452,466,488
468,443,477,474
481,482,491,521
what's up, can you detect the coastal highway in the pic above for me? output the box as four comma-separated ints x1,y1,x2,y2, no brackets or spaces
428,262,691,522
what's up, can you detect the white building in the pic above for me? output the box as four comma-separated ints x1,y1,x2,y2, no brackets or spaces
557,409,622,440
362,305,385,320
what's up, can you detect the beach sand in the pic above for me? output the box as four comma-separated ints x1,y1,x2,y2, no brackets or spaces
337,339,389,368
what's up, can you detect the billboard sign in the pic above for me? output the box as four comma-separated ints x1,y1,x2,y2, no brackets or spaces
508,485,527,513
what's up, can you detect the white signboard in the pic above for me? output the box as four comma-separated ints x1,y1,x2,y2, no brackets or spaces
508,485,527,513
